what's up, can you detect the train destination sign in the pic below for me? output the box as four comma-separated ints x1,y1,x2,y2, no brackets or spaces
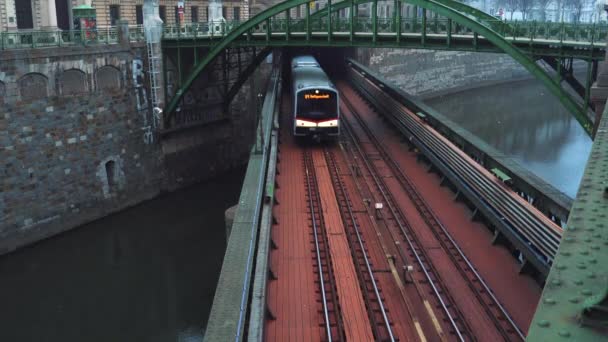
304,93,331,100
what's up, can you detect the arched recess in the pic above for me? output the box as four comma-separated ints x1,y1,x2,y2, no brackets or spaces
164,0,592,135
19,73,48,101
96,65,123,93
58,68,88,96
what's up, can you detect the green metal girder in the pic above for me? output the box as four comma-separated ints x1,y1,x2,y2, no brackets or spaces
163,0,594,135
527,105,608,341
224,47,273,107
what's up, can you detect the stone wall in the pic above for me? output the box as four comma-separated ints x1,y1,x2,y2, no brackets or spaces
0,42,267,254
0,43,164,255
355,49,531,98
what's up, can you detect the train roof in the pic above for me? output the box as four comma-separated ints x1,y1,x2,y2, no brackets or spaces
293,66,335,90
291,55,320,68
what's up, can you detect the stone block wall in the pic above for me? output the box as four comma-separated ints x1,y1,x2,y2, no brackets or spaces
356,48,531,98
0,42,270,255
0,43,165,255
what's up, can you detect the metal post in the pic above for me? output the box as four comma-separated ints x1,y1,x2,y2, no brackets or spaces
194,47,198,64
177,47,183,87
350,0,355,41
392,0,397,32
447,18,452,47
421,8,426,45
266,18,271,41
413,5,417,32
286,9,290,41
585,59,593,109
396,0,401,43
328,0,332,42
473,32,478,50
306,3,311,41
372,0,377,43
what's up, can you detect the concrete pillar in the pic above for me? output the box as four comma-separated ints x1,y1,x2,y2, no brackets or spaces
3,0,18,30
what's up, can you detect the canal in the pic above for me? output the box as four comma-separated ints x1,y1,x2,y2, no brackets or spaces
425,78,592,198
0,168,245,342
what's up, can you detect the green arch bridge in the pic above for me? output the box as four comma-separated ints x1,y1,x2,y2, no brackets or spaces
160,0,608,136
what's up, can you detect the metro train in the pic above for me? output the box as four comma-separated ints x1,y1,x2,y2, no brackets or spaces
291,56,340,139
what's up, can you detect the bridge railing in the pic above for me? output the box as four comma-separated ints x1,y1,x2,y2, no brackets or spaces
0,25,145,50
161,18,607,45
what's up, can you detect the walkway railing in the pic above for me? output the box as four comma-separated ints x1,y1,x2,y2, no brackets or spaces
0,25,144,50
161,19,608,46
2,19,605,50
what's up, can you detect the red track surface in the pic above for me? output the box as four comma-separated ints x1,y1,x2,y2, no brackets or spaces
264,81,542,340
338,81,541,332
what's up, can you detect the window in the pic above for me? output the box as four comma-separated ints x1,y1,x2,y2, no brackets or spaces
233,7,240,21
159,6,166,23
109,5,120,26
174,6,181,25
206,6,209,21
136,5,143,25
191,6,199,22
222,6,227,19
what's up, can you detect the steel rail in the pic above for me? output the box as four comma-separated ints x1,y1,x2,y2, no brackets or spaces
341,88,526,341
303,150,334,342
350,70,562,262
340,112,468,341
377,90,561,258
324,148,396,342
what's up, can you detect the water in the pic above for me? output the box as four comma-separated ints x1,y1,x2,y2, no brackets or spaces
0,168,245,342
425,79,592,198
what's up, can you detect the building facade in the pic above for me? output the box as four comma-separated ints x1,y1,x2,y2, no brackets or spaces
0,0,250,31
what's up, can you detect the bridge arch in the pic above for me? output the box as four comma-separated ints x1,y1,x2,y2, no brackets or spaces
164,0,593,135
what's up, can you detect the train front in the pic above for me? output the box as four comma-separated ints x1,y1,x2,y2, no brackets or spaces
294,87,340,138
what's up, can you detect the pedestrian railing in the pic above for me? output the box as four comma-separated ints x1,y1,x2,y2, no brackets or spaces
0,26,144,50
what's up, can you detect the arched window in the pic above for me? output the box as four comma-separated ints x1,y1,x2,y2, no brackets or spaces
19,73,48,100
58,69,87,95
96,65,122,93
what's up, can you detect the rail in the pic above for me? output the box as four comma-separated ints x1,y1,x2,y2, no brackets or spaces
346,59,573,224
203,56,281,342
324,148,395,341
340,111,469,341
0,25,144,50
347,62,562,279
303,149,343,342
161,19,608,46
341,89,525,340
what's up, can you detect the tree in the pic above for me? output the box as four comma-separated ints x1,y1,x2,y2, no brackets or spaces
565,0,585,22
518,0,534,19
535,0,554,21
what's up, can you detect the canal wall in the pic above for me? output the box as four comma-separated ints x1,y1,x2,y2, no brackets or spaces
355,49,531,98
0,43,268,255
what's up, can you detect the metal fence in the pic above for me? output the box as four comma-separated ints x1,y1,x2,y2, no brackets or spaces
0,25,144,50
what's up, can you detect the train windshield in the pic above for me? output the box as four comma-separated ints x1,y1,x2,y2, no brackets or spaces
296,90,337,120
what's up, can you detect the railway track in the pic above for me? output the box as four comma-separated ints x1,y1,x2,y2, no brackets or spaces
340,87,526,341
303,149,345,342
338,106,474,341
346,68,562,271
324,148,395,342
